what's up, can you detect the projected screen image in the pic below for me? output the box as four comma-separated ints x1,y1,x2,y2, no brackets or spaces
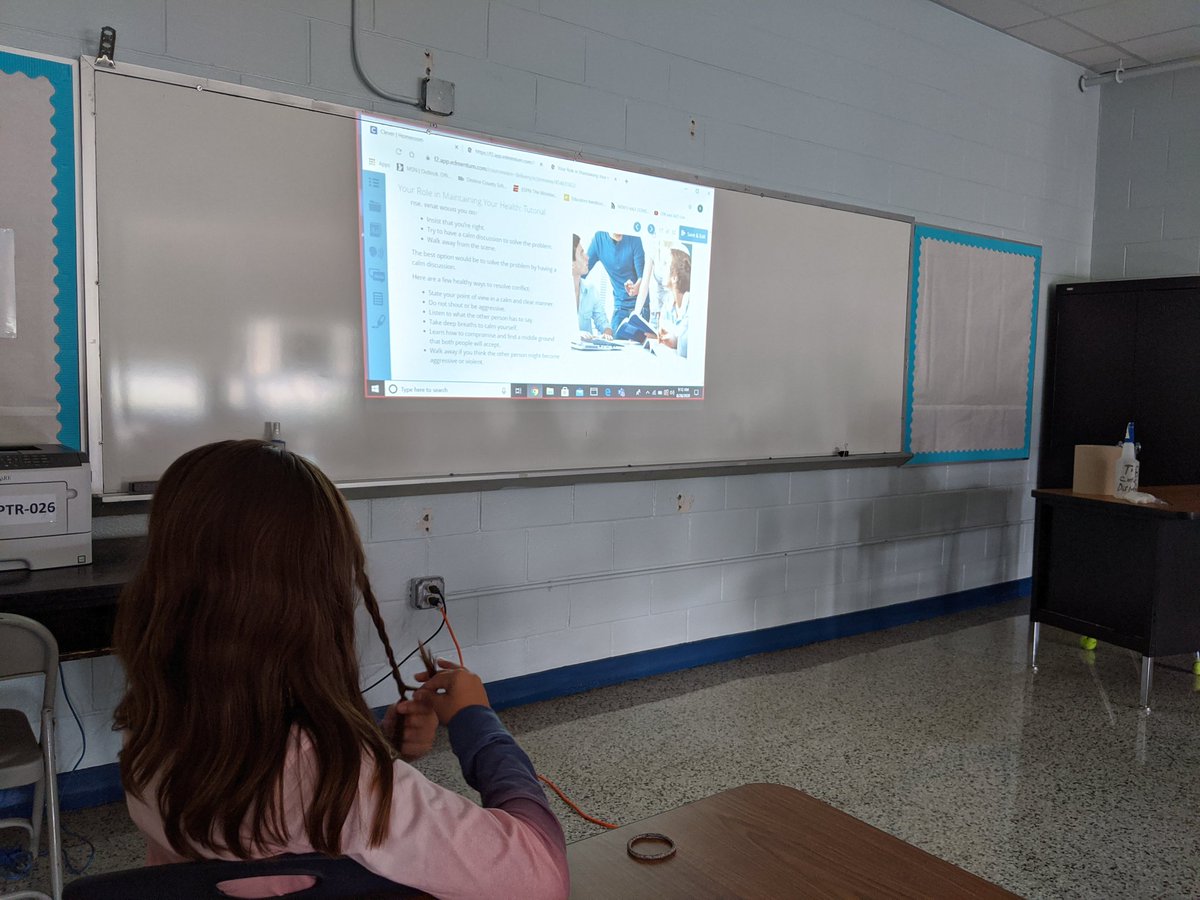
358,115,715,399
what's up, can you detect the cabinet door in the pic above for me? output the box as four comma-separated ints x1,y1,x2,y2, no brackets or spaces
1038,290,1136,487
1134,289,1200,485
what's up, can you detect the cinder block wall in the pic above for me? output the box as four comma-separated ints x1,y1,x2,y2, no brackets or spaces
1091,67,1200,278
0,0,1097,773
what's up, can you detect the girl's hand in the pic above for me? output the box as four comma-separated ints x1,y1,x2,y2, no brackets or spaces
414,659,490,725
381,692,438,761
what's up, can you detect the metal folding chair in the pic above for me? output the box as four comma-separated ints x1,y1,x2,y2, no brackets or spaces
0,613,64,900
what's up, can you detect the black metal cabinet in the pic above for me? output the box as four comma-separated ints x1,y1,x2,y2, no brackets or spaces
1038,276,1200,489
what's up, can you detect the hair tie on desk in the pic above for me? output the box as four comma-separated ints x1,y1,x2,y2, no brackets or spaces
626,833,676,862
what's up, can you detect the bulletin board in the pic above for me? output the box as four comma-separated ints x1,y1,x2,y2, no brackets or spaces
903,225,1041,464
0,47,81,450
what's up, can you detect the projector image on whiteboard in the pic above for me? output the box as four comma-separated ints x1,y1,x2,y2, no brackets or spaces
357,114,714,400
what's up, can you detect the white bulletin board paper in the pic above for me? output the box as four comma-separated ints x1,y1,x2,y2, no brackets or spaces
904,226,1041,464
0,48,80,449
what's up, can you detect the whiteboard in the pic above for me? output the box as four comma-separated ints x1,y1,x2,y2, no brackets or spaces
86,63,911,495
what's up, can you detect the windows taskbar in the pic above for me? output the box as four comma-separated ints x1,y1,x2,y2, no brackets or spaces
512,384,703,399
365,381,703,399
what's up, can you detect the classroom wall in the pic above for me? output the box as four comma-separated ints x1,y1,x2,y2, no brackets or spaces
1091,67,1200,278
0,0,1098,772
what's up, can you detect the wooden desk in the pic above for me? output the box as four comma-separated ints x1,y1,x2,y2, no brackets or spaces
566,783,1016,898
1030,486,1200,710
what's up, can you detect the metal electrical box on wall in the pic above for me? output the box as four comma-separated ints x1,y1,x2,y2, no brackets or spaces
0,445,92,571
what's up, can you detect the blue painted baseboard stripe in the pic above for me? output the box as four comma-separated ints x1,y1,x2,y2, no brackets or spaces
0,762,125,819
486,577,1030,710
0,578,1028,818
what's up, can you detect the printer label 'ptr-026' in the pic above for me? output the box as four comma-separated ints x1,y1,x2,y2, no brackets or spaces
0,494,58,525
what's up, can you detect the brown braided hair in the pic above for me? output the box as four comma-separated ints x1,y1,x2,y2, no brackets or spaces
115,440,412,857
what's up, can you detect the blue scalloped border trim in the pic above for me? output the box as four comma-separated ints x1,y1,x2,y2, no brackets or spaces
904,225,1041,466
0,50,80,450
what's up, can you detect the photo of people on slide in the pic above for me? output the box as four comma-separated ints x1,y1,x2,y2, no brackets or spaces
359,113,714,397
570,233,611,340
655,248,692,357
571,231,694,357
584,231,645,334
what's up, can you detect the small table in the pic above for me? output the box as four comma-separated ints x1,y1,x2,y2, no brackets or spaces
0,537,140,658
1030,486,1200,710
566,783,1016,898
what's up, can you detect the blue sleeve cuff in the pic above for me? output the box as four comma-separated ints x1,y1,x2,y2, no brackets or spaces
446,705,545,806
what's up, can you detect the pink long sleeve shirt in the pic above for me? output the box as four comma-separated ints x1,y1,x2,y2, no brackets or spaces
125,706,570,900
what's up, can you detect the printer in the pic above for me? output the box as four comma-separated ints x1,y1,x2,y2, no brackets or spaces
0,444,92,571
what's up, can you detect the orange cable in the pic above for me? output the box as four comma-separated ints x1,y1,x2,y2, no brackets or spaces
437,597,619,830
537,774,620,829
439,602,464,666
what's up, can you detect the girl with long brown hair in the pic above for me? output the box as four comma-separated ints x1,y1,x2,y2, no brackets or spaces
113,440,568,898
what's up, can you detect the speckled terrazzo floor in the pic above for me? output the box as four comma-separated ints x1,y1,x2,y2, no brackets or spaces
6,599,1200,898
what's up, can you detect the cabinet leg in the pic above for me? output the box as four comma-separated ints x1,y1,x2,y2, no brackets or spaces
1029,621,1040,672
1140,655,1153,713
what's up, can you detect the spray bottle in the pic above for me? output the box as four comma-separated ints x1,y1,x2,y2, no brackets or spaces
265,421,286,450
1114,421,1138,497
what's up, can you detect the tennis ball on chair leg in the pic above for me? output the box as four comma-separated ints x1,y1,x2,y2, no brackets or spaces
1079,636,1098,651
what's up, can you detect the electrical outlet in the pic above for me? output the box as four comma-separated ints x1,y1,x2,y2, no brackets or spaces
410,576,445,609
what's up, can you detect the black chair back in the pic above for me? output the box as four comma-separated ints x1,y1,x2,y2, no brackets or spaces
61,852,424,898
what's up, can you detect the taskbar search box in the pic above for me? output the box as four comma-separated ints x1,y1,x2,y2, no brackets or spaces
365,380,512,398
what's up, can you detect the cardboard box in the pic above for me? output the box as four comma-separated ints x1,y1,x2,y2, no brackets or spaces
1072,444,1122,495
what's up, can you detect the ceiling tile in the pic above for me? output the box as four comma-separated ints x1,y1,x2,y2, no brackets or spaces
1007,16,1107,53
932,0,1045,29
1024,0,1111,13
1119,26,1200,63
1063,0,1200,43
923,0,1200,76
1066,44,1144,70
